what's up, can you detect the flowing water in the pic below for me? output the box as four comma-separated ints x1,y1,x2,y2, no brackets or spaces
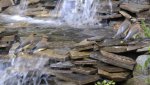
17,0,28,15
0,0,113,84
108,0,113,14
0,0,102,28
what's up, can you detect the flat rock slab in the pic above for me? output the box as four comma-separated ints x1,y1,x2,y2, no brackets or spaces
98,69,130,82
87,36,105,42
55,73,99,85
73,59,97,65
47,69,73,75
100,50,136,70
120,3,150,13
97,62,128,73
97,1,120,13
50,61,74,69
90,51,136,70
69,50,90,59
98,38,127,47
98,14,122,19
72,39,97,51
55,79,77,85
71,67,97,75
101,45,143,53
0,0,14,8
34,49,69,61
101,46,127,53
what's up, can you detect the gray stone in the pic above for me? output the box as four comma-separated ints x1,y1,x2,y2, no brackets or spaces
124,76,150,85
133,55,150,76
98,69,130,82
50,61,74,69
55,73,99,85
120,3,150,13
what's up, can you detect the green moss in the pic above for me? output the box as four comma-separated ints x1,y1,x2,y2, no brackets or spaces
145,77,150,84
135,64,142,71
95,80,115,85
141,20,150,38
144,57,150,69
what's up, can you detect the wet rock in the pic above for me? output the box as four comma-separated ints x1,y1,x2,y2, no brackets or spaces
137,46,150,52
0,60,11,70
69,50,90,60
4,22,30,29
72,39,97,51
98,13,122,19
55,79,77,85
16,53,50,69
25,8,50,17
71,67,97,75
90,51,136,70
98,38,127,47
50,61,74,69
98,69,130,82
120,3,150,13
43,1,57,8
124,76,150,85
0,30,18,37
101,45,143,53
55,73,99,85
0,35,16,54
136,10,150,18
34,49,69,61
3,6,20,15
98,1,120,13
101,46,127,53
28,0,40,4
133,55,150,76
0,27,6,33
119,10,132,19
49,69,73,75
0,0,14,8
100,50,136,70
97,62,128,73
48,41,76,49
87,36,105,42
73,59,97,65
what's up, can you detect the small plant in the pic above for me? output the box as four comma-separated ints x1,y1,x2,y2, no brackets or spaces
95,80,116,85
141,20,150,38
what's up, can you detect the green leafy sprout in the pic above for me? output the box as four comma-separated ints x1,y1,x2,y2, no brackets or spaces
95,80,116,85
141,20,150,38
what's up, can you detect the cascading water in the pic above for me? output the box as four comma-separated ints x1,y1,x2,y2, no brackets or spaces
108,0,113,14
17,0,28,15
58,0,101,28
0,0,104,84
0,0,102,28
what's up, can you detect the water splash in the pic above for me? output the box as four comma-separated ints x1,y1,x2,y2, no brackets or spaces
0,0,103,28
0,55,52,85
17,0,28,15
108,0,113,14
58,0,101,28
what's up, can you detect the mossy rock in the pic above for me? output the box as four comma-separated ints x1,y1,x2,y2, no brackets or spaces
124,76,150,85
133,55,150,76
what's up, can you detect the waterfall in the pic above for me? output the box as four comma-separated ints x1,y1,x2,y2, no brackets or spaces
0,0,102,28
17,0,28,15
57,0,101,28
108,0,113,14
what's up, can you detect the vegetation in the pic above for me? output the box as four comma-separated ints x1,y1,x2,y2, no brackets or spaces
141,20,150,38
95,80,116,85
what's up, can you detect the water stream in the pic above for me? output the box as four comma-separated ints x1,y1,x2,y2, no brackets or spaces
0,0,108,84
0,0,102,28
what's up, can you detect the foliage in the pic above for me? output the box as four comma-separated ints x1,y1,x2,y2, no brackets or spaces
95,80,116,85
141,20,150,38
144,57,150,68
